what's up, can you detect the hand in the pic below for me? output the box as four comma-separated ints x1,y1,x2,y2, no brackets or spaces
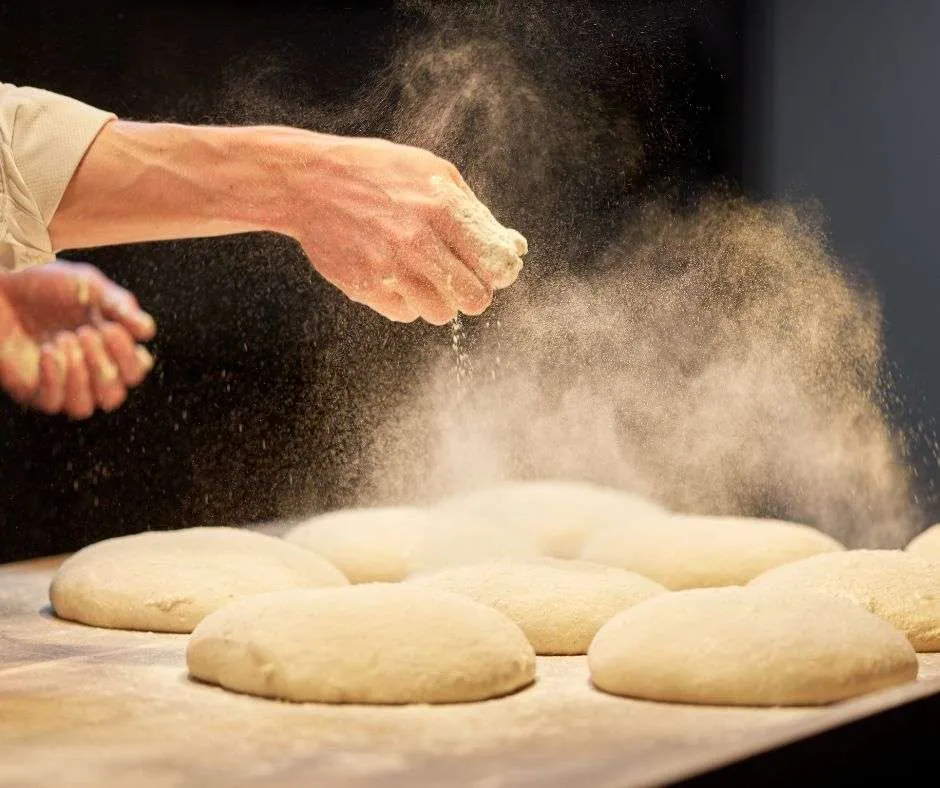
0,261,156,418
286,135,528,325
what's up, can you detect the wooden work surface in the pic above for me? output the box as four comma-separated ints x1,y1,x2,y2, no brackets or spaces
1,553,939,788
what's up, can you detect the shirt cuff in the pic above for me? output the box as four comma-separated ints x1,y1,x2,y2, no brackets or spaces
0,84,115,270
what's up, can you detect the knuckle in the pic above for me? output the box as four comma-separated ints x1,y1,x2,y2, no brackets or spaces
420,197,451,222
400,223,432,249
440,161,461,181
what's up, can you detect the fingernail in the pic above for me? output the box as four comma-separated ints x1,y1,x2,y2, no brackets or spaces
140,312,157,335
135,345,155,372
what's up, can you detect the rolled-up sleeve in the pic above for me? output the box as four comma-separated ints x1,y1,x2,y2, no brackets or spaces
0,83,115,271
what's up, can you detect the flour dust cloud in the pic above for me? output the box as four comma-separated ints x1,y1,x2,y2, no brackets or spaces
219,2,925,547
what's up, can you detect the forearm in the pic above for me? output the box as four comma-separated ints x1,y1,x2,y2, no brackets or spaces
48,120,312,251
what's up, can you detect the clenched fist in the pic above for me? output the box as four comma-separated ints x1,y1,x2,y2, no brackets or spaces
278,134,527,324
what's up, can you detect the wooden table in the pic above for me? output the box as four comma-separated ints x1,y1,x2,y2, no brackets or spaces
2,553,939,787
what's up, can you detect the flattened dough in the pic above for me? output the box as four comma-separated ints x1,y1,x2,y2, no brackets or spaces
436,480,668,558
187,585,536,704
285,505,538,582
906,523,940,557
581,515,844,589
407,560,666,654
50,527,348,633
750,549,940,651
588,587,917,706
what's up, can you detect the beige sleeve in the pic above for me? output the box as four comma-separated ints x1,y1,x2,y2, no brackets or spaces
0,83,115,271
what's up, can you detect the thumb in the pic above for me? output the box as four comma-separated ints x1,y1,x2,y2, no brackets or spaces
0,333,41,403
0,288,40,402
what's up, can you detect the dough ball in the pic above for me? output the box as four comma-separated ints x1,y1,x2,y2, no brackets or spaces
187,584,536,704
436,480,668,558
581,515,844,589
412,510,540,572
749,549,940,651
406,560,666,654
50,527,348,633
521,556,635,574
588,587,917,706
906,524,940,557
284,506,431,583
285,506,539,582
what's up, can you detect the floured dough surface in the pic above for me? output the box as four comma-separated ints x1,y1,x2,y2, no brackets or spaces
906,523,940,557
436,480,668,559
413,510,540,572
406,560,666,654
749,549,940,651
588,587,918,706
581,515,844,589
50,527,348,633
285,506,539,581
284,506,431,583
187,584,536,704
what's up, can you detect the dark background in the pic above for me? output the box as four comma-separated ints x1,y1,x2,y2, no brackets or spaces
2,0,937,561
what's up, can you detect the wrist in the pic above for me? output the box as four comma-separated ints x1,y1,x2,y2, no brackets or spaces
219,125,312,237
226,126,340,240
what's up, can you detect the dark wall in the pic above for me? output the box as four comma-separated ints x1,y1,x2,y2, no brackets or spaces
744,0,940,517
0,0,744,562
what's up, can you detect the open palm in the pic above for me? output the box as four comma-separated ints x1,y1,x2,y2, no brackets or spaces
0,261,156,418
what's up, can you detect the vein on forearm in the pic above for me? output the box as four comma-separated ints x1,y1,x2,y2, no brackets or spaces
48,120,303,251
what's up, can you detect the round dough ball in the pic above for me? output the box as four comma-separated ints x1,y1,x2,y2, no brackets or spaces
749,549,940,651
284,506,431,583
50,527,348,633
581,515,844,589
906,524,940,557
187,584,536,704
412,511,540,572
436,480,668,558
406,560,666,654
588,587,917,706
285,506,539,582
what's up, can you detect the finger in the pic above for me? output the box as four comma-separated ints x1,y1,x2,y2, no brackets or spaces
79,264,155,340
403,227,493,317
31,343,67,414
99,322,152,387
364,286,420,323
58,333,95,419
76,326,126,412
383,274,455,326
429,239,494,317
98,286,157,342
426,176,527,290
